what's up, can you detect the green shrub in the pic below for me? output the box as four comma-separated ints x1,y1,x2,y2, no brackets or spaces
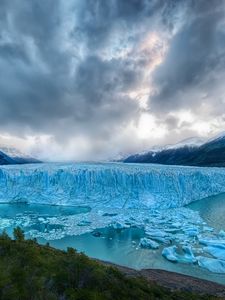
0,228,220,300
13,226,25,241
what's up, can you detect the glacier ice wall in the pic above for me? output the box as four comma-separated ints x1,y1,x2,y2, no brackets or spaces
0,162,225,209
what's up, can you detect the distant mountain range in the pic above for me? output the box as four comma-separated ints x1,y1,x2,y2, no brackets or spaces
0,146,41,165
124,134,225,167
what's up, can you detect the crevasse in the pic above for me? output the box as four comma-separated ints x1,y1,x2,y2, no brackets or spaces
0,162,225,209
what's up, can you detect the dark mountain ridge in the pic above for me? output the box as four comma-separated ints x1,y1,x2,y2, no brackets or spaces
0,147,41,165
0,150,16,165
124,135,225,167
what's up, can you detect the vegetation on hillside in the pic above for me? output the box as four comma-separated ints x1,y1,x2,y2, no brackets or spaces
0,227,220,300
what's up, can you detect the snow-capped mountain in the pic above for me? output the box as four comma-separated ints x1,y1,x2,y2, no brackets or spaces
124,134,225,167
136,137,206,156
160,137,206,150
0,150,15,165
0,146,41,165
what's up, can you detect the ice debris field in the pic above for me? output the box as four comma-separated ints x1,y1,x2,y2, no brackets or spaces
1,162,225,275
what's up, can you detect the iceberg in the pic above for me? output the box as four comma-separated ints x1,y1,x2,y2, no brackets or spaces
183,226,199,237
198,238,225,247
111,222,130,230
203,245,225,260
182,245,197,263
162,246,179,262
219,230,225,237
77,220,92,227
202,226,214,232
162,245,197,264
139,238,159,249
0,162,225,209
145,229,169,238
197,256,225,273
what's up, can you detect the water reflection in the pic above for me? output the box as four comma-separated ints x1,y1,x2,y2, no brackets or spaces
188,193,225,230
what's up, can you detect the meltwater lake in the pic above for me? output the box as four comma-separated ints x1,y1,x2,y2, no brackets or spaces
0,162,225,285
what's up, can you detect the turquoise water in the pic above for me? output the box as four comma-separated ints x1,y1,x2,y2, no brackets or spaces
0,203,90,218
39,227,225,285
188,193,225,230
0,195,225,285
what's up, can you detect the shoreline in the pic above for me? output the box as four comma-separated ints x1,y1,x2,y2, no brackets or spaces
98,260,225,298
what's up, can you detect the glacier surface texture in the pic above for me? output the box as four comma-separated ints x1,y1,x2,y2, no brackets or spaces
0,162,225,209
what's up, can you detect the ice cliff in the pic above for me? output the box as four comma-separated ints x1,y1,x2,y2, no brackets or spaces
0,162,225,209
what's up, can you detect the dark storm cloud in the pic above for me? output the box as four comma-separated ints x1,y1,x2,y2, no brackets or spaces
73,0,164,48
0,0,225,159
0,0,179,139
150,0,225,113
0,0,70,131
74,0,187,50
0,0,141,138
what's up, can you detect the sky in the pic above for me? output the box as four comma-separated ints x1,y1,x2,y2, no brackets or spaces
0,0,225,161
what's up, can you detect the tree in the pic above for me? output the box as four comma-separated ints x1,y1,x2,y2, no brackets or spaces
0,229,10,240
13,227,25,242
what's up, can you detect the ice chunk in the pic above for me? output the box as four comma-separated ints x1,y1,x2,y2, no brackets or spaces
111,222,129,230
102,213,118,217
162,245,197,264
77,220,91,226
182,246,197,263
202,226,214,232
197,256,225,273
146,229,168,238
199,238,225,247
171,222,182,228
3,201,202,246
183,226,199,237
162,246,178,262
0,218,13,229
203,245,225,260
164,228,180,233
219,230,225,237
139,238,159,249
150,236,172,244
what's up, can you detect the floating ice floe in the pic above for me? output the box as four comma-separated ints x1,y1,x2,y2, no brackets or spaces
0,203,224,275
203,226,214,232
203,245,225,260
139,238,159,249
198,238,225,247
197,256,225,273
111,222,130,230
145,229,168,238
219,230,225,237
183,226,199,237
77,220,92,226
162,245,197,264
162,245,178,262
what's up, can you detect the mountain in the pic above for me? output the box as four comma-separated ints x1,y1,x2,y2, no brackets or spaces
0,150,16,165
123,134,225,167
0,146,41,165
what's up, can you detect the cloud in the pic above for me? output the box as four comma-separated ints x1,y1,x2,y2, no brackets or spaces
149,0,225,114
0,0,225,160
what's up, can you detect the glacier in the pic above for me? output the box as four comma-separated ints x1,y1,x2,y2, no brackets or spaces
0,162,225,276
0,162,225,209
